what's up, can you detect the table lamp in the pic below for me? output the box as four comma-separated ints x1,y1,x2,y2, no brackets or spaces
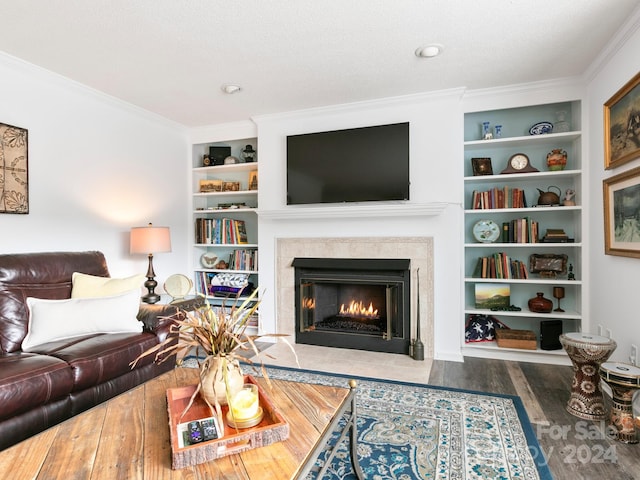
130,223,172,304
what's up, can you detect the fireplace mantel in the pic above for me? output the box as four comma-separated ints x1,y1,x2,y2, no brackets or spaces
257,202,448,220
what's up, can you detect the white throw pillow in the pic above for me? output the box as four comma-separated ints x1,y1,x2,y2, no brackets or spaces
71,272,145,298
22,290,143,351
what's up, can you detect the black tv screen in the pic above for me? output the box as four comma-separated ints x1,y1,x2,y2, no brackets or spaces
286,122,410,205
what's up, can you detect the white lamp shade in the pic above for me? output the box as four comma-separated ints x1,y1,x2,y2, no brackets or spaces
130,225,172,254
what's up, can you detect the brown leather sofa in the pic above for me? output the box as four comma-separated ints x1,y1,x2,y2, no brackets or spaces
0,251,178,451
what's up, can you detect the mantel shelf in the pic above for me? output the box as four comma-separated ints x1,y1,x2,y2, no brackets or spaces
257,202,450,220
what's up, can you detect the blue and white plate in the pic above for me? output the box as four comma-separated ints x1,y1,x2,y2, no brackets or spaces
529,122,553,135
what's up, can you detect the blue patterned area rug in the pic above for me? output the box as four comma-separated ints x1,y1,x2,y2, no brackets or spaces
181,360,552,480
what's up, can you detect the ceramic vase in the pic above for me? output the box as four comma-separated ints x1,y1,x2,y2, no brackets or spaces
528,292,553,313
199,355,244,406
546,149,567,171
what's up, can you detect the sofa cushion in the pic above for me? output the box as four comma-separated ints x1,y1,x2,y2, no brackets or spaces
22,290,143,351
0,353,74,421
30,332,159,391
71,272,145,298
0,251,110,354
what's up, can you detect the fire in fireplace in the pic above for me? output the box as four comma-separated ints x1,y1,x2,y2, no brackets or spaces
292,258,411,354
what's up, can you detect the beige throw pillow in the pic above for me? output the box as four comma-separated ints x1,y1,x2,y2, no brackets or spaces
71,272,145,298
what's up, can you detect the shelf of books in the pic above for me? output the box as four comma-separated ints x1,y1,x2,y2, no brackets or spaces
191,135,259,332
462,99,584,364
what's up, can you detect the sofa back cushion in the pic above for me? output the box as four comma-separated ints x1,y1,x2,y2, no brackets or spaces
0,251,110,353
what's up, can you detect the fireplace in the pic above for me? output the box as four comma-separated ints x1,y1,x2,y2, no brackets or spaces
292,258,411,354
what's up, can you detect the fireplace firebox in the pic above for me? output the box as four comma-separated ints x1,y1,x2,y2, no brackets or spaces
292,258,411,354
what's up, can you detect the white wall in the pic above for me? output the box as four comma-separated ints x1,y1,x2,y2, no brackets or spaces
587,21,640,364
0,53,190,285
253,91,465,361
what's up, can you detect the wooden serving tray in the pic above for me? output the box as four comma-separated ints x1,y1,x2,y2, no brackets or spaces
166,375,289,469
495,329,537,350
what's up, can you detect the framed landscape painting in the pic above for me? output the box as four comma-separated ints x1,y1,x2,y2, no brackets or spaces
604,71,640,169
0,122,28,214
603,165,640,258
474,283,510,310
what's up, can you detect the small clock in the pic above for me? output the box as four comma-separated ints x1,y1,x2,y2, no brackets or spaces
501,153,539,174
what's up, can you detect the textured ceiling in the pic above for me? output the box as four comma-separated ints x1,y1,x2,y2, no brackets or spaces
0,0,638,126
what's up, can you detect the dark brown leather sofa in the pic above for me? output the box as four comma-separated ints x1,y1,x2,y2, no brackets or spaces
0,251,178,451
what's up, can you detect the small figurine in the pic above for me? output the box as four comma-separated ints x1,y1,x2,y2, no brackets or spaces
568,263,575,281
214,260,228,270
482,121,492,140
563,188,576,206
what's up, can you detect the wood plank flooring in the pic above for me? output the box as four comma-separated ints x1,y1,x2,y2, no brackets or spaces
429,358,640,480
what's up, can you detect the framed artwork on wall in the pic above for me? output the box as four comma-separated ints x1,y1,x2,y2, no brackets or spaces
603,165,640,258
604,71,640,169
0,122,28,214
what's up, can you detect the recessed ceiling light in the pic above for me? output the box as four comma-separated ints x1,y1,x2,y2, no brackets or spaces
221,84,241,94
415,44,443,58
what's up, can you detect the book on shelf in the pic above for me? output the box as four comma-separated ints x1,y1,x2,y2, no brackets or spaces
471,187,527,209
472,252,528,279
496,217,538,243
195,218,250,244
541,228,569,242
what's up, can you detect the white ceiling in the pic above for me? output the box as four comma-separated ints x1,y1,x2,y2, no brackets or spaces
1,0,638,127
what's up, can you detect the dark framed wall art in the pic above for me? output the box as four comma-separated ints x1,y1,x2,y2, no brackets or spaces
603,165,640,258
0,122,28,214
604,71,640,169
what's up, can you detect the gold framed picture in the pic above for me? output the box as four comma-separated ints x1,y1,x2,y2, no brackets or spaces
248,170,258,190
199,179,222,193
604,71,640,169
603,165,640,258
222,181,240,192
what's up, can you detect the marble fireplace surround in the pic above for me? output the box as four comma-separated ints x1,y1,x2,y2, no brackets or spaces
276,237,434,359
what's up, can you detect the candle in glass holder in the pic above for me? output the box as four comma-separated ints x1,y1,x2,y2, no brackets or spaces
230,384,259,420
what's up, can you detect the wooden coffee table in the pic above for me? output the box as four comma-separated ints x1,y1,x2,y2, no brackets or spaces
0,367,364,479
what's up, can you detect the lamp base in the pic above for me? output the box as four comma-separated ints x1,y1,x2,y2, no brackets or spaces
142,258,160,304
141,292,161,304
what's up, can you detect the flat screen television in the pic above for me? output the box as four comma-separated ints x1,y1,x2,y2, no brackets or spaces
286,122,410,205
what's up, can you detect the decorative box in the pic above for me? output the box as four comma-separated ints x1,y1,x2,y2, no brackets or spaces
166,375,289,469
495,329,537,350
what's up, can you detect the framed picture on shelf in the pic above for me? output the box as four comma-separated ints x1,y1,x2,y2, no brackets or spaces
222,181,240,192
199,179,222,193
248,170,258,190
603,165,640,258
471,157,493,176
474,283,510,310
604,71,640,169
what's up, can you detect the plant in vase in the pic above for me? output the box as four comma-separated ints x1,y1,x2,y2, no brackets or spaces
131,288,295,428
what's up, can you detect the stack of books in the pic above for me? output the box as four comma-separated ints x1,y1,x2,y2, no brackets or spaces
541,229,569,243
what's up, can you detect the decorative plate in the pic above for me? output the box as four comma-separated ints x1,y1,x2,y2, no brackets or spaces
529,122,553,135
164,274,193,299
472,220,501,243
200,253,218,269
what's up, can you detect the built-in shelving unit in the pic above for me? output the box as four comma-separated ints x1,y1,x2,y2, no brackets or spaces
191,138,259,333
462,101,584,363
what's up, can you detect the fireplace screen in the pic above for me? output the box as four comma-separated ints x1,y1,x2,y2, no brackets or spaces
293,258,411,354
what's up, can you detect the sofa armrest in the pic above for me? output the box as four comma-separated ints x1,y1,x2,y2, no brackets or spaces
137,304,181,343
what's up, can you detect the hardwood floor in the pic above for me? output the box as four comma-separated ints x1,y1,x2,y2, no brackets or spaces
429,358,640,480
